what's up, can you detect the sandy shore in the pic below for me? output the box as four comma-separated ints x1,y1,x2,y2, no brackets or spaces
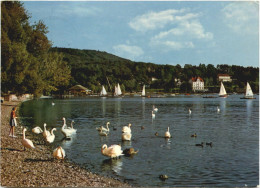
1,101,130,187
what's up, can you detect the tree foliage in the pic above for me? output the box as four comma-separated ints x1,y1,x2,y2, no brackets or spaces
1,1,71,96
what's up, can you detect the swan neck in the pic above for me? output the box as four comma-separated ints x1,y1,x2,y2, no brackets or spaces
23,129,26,139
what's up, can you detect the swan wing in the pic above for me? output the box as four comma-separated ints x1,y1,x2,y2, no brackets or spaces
22,139,35,149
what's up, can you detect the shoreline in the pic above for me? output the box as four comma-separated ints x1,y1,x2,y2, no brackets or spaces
0,101,130,187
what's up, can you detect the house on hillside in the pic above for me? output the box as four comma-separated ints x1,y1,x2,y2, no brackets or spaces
69,85,91,96
218,74,232,82
190,77,204,92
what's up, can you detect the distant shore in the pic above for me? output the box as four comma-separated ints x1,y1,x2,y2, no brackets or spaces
0,101,130,187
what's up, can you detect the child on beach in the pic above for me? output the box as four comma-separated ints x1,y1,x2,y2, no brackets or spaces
9,107,17,137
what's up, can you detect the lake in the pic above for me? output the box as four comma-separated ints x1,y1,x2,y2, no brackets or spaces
19,95,259,187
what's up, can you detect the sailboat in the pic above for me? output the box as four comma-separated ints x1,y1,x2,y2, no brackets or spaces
141,85,145,97
219,82,228,98
114,83,122,97
240,82,256,99
100,85,107,97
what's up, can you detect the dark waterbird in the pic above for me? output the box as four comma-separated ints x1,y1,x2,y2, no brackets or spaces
195,142,204,147
206,142,213,147
191,133,197,137
159,174,168,181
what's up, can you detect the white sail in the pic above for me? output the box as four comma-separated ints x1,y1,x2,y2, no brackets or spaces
100,85,107,96
117,83,122,95
141,85,145,96
245,82,254,97
219,82,227,97
114,85,118,96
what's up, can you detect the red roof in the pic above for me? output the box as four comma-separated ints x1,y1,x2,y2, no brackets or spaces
218,74,230,77
191,77,204,82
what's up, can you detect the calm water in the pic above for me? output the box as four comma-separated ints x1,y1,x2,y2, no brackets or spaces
19,95,259,187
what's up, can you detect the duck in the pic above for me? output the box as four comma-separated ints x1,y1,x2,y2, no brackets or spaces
141,126,145,130
164,127,171,138
122,123,131,133
46,128,57,143
42,123,50,138
155,132,159,136
153,105,158,112
32,126,43,134
53,146,65,159
121,132,132,141
152,111,155,118
195,142,204,147
22,128,35,151
217,106,220,112
123,148,138,156
191,133,197,137
159,174,168,181
189,109,192,115
61,117,76,137
101,144,124,158
99,130,109,136
96,122,110,132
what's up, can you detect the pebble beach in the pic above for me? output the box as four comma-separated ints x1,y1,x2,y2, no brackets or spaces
0,101,130,187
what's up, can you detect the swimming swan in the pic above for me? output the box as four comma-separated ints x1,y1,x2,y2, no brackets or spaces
101,144,124,158
61,117,76,137
152,111,155,118
22,128,35,151
96,122,110,132
165,127,171,138
53,146,65,159
122,132,132,141
32,126,43,134
217,106,220,112
153,105,158,112
189,109,192,115
99,130,109,136
42,123,50,138
122,123,131,133
46,128,57,143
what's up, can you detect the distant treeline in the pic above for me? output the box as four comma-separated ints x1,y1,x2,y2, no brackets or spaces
1,2,259,97
51,47,259,94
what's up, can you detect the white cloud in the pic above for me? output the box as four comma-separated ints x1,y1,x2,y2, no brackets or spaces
57,3,101,17
150,40,194,51
113,44,144,60
129,9,198,32
222,2,258,34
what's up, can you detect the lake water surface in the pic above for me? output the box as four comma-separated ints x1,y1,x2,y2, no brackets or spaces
19,95,259,187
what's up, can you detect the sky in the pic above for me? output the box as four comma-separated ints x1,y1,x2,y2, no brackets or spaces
23,1,259,67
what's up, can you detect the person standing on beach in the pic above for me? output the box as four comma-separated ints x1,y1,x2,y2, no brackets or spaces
9,107,17,137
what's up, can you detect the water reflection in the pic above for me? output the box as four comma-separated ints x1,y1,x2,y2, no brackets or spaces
61,134,76,149
101,97,106,117
121,140,132,147
246,100,253,119
101,158,123,174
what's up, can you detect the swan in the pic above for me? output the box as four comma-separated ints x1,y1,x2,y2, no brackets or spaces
165,127,171,138
152,111,155,118
67,120,77,133
217,106,220,112
32,126,43,134
189,109,192,115
53,146,65,159
101,144,123,158
122,123,131,133
42,123,50,138
61,117,76,137
22,128,35,151
122,132,132,141
153,105,158,112
96,122,110,132
46,128,57,143
52,102,55,106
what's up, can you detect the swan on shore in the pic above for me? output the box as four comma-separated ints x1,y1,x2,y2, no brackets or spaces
61,117,77,137
46,128,57,143
42,123,50,138
53,146,65,159
96,122,110,132
122,123,131,133
32,126,43,134
122,132,132,141
165,127,171,138
101,144,123,158
22,128,35,151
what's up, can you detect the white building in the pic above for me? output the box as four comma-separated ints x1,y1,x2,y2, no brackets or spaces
218,74,232,82
190,77,204,92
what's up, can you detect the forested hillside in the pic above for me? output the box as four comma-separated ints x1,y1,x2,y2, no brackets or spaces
51,47,259,94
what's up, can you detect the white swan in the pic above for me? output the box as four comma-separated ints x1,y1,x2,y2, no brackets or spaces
53,146,65,160
96,122,110,132
22,128,35,150
101,144,123,158
52,102,55,106
122,132,132,141
99,130,109,136
32,126,43,134
217,106,220,112
153,105,158,112
67,120,77,133
165,127,171,138
42,123,50,138
152,111,155,118
189,109,192,115
122,123,131,133
46,128,57,143
61,117,76,137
